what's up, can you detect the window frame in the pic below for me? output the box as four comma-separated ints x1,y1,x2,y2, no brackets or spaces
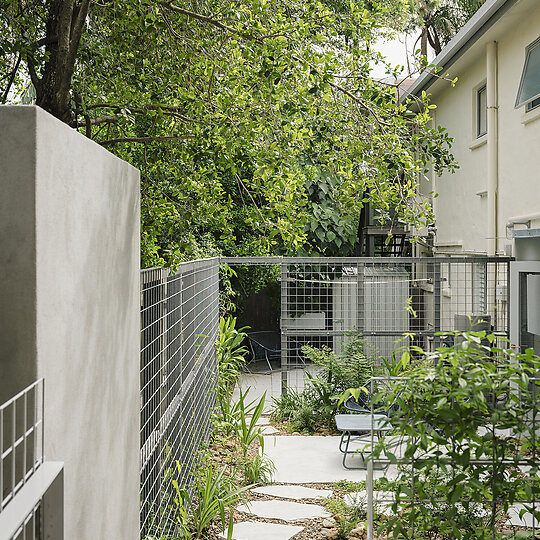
515,36,540,109
526,96,540,112
476,84,487,138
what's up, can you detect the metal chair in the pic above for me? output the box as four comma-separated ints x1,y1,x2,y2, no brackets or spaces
246,331,304,372
246,331,281,371
335,413,391,469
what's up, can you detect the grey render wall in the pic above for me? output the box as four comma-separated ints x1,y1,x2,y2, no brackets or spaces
0,106,140,540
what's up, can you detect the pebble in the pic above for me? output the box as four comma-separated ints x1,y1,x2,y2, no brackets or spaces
349,524,367,539
321,518,336,528
323,527,339,540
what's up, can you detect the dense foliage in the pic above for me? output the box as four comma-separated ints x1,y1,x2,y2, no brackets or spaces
271,336,374,431
1,0,458,267
372,334,540,539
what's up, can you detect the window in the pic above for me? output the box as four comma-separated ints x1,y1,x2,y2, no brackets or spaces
526,96,540,112
477,85,487,137
516,37,540,108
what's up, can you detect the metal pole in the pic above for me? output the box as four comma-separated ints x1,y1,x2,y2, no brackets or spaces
280,262,288,395
434,261,441,349
367,377,374,540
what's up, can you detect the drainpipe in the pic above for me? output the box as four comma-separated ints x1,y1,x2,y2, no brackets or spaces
487,41,499,256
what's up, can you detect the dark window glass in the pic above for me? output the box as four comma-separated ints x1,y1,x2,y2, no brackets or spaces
477,85,487,137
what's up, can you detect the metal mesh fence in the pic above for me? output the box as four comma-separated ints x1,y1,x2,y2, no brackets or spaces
0,380,44,540
140,258,219,538
364,374,540,539
222,257,511,394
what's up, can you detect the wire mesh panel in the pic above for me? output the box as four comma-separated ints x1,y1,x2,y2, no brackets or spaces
140,259,219,538
367,374,540,540
221,257,511,394
0,380,47,540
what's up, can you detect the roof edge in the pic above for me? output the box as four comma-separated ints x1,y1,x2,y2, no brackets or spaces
402,0,517,100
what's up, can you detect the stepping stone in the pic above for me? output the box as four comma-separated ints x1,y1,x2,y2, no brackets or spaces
219,521,303,540
246,416,270,426
505,504,540,528
236,500,331,521
252,484,332,500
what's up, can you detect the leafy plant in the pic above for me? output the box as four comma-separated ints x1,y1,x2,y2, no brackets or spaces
371,332,540,539
234,389,266,457
171,462,249,539
240,453,275,485
271,388,311,422
217,317,249,393
302,335,374,394
326,497,367,539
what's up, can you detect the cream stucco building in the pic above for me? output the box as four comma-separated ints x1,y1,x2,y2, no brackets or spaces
405,0,540,259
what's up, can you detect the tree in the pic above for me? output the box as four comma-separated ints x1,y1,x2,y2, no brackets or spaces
1,0,457,267
410,0,486,58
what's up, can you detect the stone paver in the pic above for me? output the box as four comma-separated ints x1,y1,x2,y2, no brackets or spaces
245,416,270,425
505,504,540,528
236,499,331,521
219,521,303,540
252,484,332,500
264,435,400,483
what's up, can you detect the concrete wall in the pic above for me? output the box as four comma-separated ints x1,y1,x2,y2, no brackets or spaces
424,0,540,256
0,106,140,540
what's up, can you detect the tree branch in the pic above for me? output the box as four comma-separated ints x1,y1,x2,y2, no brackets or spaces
100,135,194,146
1,54,21,104
160,2,260,42
70,115,120,128
84,103,195,122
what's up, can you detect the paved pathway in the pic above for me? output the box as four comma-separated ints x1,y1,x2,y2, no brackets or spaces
224,370,540,538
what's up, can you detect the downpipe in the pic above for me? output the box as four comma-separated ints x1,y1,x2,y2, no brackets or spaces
487,41,499,257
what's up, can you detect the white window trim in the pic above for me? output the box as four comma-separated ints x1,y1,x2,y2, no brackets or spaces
471,80,487,146
515,36,540,109
521,104,540,125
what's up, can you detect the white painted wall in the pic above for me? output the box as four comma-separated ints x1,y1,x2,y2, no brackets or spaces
0,106,140,539
423,0,540,256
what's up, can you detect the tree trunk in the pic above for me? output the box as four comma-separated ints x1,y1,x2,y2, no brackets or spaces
420,28,428,58
29,0,90,124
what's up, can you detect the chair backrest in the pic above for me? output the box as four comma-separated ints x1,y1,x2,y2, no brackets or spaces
247,331,281,351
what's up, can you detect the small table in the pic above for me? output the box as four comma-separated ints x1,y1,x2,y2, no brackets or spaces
335,413,392,470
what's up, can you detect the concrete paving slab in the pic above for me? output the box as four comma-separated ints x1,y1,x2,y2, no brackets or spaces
236,500,331,521
219,521,304,540
232,367,322,413
505,504,540,528
246,416,270,425
264,435,399,483
252,484,332,500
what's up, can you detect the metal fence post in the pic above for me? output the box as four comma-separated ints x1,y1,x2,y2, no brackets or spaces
281,261,288,395
433,261,441,349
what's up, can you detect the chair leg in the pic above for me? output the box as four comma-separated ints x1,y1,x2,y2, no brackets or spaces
265,352,273,372
339,431,367,470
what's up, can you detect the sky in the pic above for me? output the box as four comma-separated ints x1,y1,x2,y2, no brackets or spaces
370,32,435,79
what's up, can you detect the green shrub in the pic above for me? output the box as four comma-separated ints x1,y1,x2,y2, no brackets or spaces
302,335,374,394
326,497,366,539
240,453,275,485
270,336,373,432
171,462,249,539
372,332,540,540
217,316,249,393
234,389,266,457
